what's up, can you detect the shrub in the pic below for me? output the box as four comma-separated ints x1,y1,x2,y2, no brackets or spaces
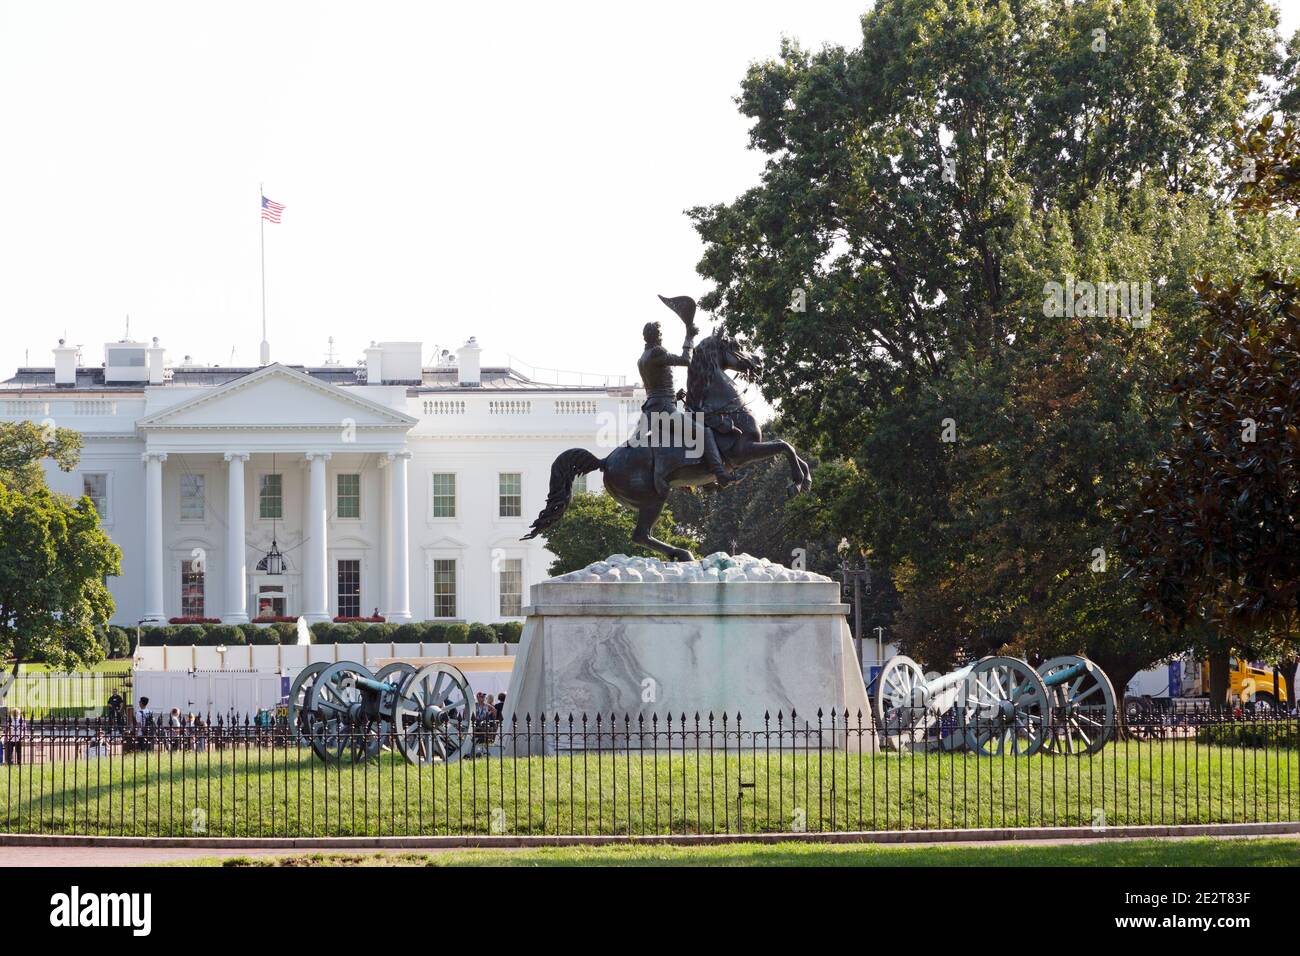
491,621,523,643
107,626,131,658
468,622,497,644
245,624,281,645
393,622,425,644
1196,723,1298,750
252,615,297,623
205,624,247,647
310,622,337,644
423,623,450,644
329,623,359,645
175,624,207,646
140,625,182,646
363,623,396,644
168,616,220,625
444,623,471,644
272,622,300,645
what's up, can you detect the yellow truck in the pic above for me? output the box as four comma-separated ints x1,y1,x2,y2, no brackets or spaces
1224,657,1289,708
1126,656,1290,711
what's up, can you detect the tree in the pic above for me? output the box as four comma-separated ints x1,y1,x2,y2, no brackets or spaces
1121,110,1300,706
0,420,84,492
667,423,849,576
0,422,121,674
688,0,1291,693
538,493,699,576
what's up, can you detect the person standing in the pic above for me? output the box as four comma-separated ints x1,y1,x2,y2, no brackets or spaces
5,707,26,765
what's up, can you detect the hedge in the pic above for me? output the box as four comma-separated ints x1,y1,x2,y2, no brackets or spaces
131,620,522,647
1196,723,1299,750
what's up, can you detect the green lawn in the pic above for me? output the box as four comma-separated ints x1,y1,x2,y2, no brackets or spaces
1,662,130,718
193,837,1300,867
2,740,1296,837
13,660,131,674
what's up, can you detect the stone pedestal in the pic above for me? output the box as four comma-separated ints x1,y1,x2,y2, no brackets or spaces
502,554,874,752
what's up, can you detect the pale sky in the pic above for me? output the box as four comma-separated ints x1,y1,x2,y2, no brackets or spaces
2,1,1297,405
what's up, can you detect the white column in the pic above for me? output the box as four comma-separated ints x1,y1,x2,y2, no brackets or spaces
223,452,249,624
304,451,331,623
387,450,412,622
141,451,167,624
379,456,391,619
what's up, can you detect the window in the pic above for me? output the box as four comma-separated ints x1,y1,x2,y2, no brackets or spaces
180,474,205,520
433,559,457,618
499,558,523,617
337,559,361,618
499,473,522,517
572,473,587,496
432,473,456,518
181,559,205,618
82,473,108,517
259,473,283,519
337,474,360,519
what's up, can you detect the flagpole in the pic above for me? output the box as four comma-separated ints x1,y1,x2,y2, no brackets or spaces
259,182,269,365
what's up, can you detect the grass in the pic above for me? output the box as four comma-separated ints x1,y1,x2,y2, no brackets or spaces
185,837,1300,867
2,739,1297,837
2,662,131,719
14,660,132,674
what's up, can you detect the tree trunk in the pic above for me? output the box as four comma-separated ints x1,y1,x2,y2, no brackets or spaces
1089,655,1141,740
1208,651,1231,710
1283,656,1299,714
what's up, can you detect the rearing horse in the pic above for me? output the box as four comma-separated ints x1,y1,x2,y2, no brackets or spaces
522,330,812,561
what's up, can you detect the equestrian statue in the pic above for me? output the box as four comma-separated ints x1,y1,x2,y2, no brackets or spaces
522,295,812,561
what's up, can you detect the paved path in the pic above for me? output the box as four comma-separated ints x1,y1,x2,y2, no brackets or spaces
3,833,1295,867
0,845,418,866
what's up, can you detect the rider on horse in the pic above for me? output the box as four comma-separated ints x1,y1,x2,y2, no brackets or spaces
522,292,810,561
637,317,738,489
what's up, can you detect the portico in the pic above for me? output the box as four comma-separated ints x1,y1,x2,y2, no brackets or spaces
135,364,418,624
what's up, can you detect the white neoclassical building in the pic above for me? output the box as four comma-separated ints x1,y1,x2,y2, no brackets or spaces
1,335,641,626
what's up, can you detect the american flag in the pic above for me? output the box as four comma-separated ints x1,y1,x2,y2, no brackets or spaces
261,195,285,223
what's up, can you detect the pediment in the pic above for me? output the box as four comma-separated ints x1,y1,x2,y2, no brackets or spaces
138,364,416,430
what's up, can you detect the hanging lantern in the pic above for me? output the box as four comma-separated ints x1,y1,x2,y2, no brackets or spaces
257,537,286,576
256,452,287,575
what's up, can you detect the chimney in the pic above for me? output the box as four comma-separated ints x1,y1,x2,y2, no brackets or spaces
456,337,481,387
147,337,166,385
53,339,78,387
364,342,383,384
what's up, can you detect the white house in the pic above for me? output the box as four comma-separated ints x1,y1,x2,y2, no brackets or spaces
0,335,642,626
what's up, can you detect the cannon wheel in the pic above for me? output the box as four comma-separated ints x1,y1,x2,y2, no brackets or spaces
1038,655,1116,755
304,662,384,764
961,656,1050,756
392,662,475,765
287,661,331,746
374,661,418,750
873,655,930,740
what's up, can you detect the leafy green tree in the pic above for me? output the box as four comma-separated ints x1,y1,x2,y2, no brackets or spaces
688,0,1291,694
0,420,84,492
0,480,121,674
539,493,699,576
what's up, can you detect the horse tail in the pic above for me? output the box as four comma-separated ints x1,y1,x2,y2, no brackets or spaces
521,448,606,540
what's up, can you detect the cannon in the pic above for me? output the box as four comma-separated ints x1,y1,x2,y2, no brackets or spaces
873,653,1116,756
286,659,477,765
1037,655,1117,754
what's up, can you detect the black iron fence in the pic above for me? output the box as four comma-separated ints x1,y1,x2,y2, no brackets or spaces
0,710,1296,838
0,671,132,720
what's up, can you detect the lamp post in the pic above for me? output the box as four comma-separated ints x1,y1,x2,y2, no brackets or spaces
838,540,871,677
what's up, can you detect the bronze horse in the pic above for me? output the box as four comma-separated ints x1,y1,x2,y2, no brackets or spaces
522,330,812,560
